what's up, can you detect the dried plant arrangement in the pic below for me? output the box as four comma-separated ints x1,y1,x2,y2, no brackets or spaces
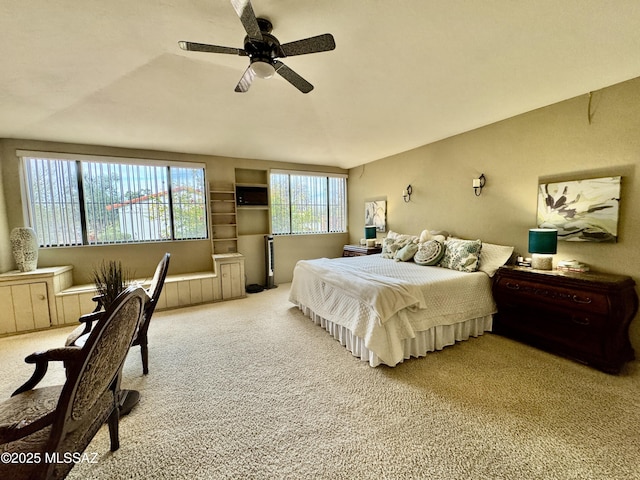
93,260,134,307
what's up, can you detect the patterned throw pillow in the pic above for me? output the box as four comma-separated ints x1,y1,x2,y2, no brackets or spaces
382,237,402,259
414,240,445,266
439,239,482,272
382,237,407,259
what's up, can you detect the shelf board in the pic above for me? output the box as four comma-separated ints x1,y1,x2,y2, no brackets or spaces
235,182,268,188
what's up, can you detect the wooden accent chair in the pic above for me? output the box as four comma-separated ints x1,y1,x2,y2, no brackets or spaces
65,253,171,375
0,286,146,480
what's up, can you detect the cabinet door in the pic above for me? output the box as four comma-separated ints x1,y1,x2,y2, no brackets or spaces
0,286,16,334
10,283,50,331
220,262,242,300
30,283,50,329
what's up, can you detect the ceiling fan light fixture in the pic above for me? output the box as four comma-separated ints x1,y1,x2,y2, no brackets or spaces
250,60,275,79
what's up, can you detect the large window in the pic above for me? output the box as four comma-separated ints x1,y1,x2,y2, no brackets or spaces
270,170,347,235
19,152,208,247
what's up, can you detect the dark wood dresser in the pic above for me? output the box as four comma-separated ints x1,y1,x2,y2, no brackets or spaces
492,266,638,373
342,245,382,257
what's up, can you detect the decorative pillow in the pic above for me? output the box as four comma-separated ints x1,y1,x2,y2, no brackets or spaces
395,242,418,262
419,229,449,243
414,240,445,266
478,243,514,277
382,231,418,259
382,237,411,259
387,230,419,243
439,239,482,272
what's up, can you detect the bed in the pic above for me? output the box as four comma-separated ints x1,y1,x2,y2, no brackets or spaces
289,236,512,367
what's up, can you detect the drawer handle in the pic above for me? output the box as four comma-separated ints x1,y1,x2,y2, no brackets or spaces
572,295,592,304
573,317,590,325
505,282,520,290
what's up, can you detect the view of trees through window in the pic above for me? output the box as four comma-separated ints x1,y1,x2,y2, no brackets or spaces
23,156,207,247
270,172,347,235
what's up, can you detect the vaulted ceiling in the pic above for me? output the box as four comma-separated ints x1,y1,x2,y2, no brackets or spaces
2,1,640,169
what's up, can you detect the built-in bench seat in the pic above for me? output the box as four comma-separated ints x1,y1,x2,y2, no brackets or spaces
55,271,223,326
0,254,246,335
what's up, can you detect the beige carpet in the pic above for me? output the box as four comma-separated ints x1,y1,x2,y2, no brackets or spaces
1,283,639,480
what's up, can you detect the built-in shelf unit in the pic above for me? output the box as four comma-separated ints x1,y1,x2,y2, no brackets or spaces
235,169,270,237
209,182,238,254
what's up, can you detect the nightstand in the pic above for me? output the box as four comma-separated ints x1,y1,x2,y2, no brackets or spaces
342,245,382,257
492,266,638,373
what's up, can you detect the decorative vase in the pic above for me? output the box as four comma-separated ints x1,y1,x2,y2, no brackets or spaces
10,227,39,272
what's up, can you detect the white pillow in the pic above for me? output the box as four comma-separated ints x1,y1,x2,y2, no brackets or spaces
478,243,514,277
419,229,448,243
387,230,418,243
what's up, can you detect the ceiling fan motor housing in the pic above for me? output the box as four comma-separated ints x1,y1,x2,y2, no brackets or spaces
244,19,282,67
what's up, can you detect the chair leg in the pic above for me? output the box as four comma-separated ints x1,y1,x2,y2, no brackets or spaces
107,407,120,451
141,343,149,375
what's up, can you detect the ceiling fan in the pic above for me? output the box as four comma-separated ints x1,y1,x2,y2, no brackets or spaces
178,0,336,94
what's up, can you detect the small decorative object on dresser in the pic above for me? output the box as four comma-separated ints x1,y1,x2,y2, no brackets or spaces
342,244,382,257
492,265,638,373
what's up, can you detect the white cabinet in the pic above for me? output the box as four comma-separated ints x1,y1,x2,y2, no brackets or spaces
212,253,245,301
0,266,73,335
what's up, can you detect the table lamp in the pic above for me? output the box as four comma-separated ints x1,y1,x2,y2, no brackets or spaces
365,226,377,240
529,228,557,270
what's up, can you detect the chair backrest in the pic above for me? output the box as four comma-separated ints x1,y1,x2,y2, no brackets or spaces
139,252,170,338
44,286,146,479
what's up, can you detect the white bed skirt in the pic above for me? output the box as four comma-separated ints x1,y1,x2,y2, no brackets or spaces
297,304,493,367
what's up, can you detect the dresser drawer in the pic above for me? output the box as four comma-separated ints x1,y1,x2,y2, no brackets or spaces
495,306,606,359
494,276,610,315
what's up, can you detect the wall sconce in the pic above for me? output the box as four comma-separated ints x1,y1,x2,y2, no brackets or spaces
473,174,486,196
402,185,412,203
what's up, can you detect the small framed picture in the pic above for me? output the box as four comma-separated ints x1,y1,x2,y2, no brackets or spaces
365,200,386,232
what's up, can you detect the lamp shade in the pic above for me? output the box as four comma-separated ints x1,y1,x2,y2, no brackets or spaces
528,229,557,254
365,226,377,239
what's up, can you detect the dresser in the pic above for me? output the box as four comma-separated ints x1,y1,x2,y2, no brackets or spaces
342,245,382,257
492,266,638,373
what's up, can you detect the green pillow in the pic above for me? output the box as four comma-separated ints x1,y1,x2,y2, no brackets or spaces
395,242,418,262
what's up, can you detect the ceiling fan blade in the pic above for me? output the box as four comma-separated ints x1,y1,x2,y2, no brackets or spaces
230,0,263,42
234,66,256,93
179,41,247,56
280,34,336,57
274,61,313,94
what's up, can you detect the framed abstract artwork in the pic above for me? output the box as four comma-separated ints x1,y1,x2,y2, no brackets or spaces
537,176,621,242
365,200,386,232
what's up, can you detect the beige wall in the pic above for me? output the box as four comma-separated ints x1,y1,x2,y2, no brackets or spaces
0,139,347,285
348,76,640,350
0,146,10,272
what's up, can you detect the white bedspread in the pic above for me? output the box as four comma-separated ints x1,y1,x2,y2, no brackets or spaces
289,254,496,366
